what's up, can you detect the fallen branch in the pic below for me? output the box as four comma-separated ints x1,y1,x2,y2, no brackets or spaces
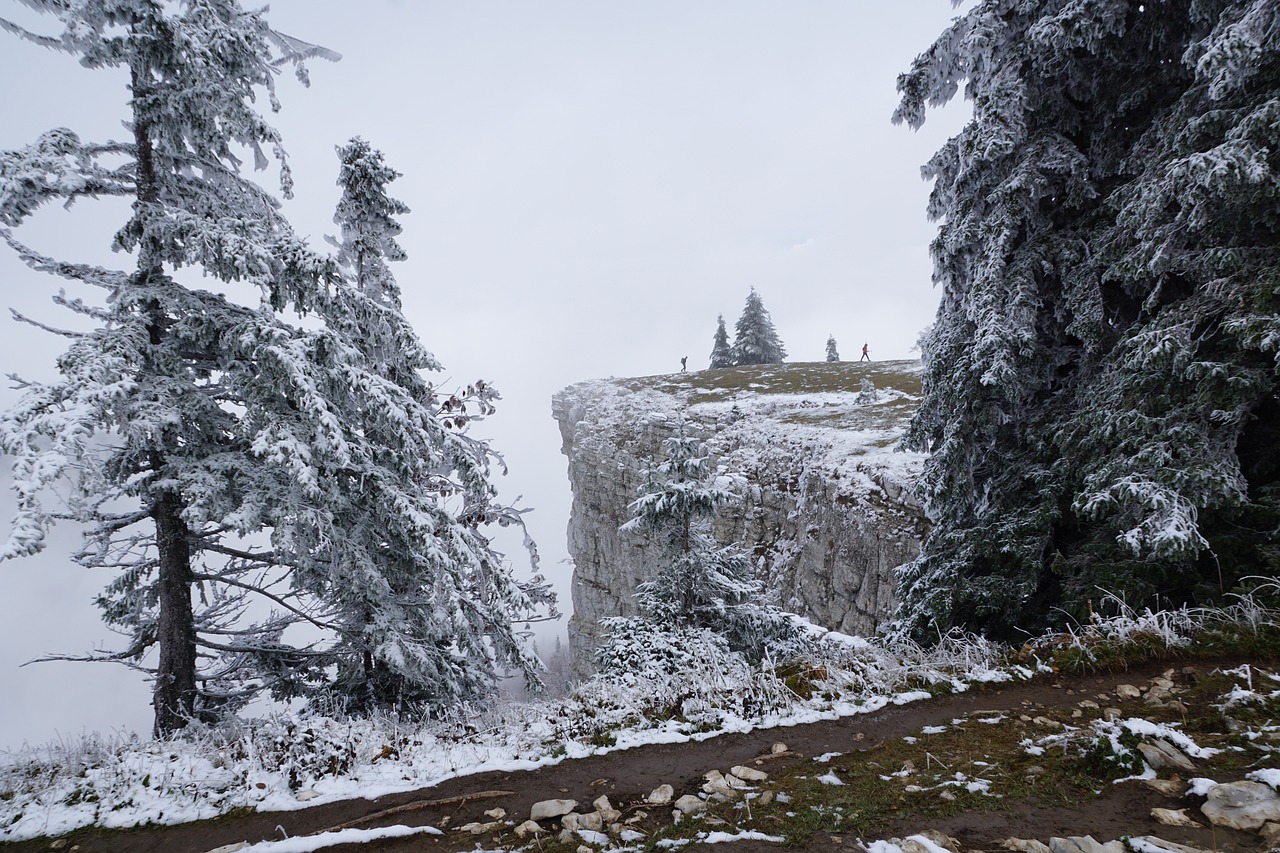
324,789,514,833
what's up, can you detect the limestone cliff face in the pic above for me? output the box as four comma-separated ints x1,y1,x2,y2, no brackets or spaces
553,361,928,677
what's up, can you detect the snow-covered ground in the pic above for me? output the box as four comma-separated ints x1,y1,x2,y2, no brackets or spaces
5,591,1271,844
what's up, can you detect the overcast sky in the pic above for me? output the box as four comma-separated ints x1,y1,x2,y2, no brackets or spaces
0,1,970,747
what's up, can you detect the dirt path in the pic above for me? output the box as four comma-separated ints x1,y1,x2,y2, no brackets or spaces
0,661,1266,853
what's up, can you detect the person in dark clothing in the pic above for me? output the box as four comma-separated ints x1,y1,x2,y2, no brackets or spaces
860,343,870,361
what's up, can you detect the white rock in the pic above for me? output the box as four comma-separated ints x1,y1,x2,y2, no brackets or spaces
1151,807,1202,828
674,794,707,814
459,820,500,835
757,790,775,806
593,794,621,823
1000,839,1052,853
1201,780,1280,830
514,820,544,838
1127,837,1213,853
562,811,602,832
772,742,788,754
1116,684,1142,700
1138,740,1195,772
731,765,769,782
1143,778,1187,798
294,789,320,802
1047,836,1126,853
483,807,506,820
646,784,674,805
530,798,578,821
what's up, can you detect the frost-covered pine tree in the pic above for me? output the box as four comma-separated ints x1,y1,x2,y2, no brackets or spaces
0,0,550,732
607,416,801,662
731,288,787,366
294,138,555,713
893,0,1280,640
826,335,840,363
0,0,348,736
709,314,734,369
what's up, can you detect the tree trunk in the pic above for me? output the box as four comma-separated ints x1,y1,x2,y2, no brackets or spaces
153,490,196,737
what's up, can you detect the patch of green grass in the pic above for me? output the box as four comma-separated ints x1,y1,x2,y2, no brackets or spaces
616,361,922,404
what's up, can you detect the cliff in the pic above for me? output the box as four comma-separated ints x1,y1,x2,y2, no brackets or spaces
552,360,928,677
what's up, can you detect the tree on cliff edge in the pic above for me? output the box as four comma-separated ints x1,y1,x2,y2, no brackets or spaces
731,289,787,366
826,335,840,363
893,0,1280,640
709,314,734,369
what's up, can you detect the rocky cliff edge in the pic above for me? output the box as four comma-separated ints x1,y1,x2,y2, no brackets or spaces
552,360,928,677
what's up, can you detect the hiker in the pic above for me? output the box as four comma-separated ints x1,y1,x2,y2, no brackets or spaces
680,356,688,372
860,343,870,362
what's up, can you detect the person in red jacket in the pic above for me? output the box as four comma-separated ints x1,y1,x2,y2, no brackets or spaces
860,343,870,361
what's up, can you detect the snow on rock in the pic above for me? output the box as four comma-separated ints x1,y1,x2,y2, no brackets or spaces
553,360,927,676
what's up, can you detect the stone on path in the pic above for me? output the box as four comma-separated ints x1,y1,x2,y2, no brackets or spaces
1000,839,1051,853
731,765,769,782
1201,780,1280,830
1151,807,1202,828
674,794,707,815
646,784,673,805
1128,837,1213,853
1048,836,1126,853
530,798,577,821
1137,740,1195,772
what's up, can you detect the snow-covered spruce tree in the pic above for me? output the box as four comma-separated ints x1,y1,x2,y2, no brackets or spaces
893,1,1280,640
826,335,840,362
731,288,787,366
295,137,555,713
0,12,554,732
602,416,802,664
0,0,349,736
709,314,734,369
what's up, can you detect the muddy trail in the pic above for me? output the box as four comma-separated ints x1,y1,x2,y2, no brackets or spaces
2,658,1272,853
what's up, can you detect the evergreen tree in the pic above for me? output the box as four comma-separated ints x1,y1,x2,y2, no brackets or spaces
614,416,801,661
893,0,1280,640
0,3,554,733
709,314,733,369
826,335,840,362
731,288,787,366
296,138,555,713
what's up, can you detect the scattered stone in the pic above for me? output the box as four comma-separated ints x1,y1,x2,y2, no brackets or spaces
50,843,68,852
593,795,621,823
1071,709,1083,718
514,820,545,838
1151,807,1202,828
900,830,962,853
1033,716,1063,729
203,845,249,853
1001,839,1052,853
674,794,707,814
624,810,648,825
530,798,578,821
459,820,501,835
1260,821,1280,848
294,789,320,802
1078,700,1099,709
939,789,957,801
1201,780,1280,830
731,765,769,782
757,790,775,806
646,784,674,805
484,807,506,820
1138,740,1196,772
1047,836,1126,853
1103,708,1123,721
772,742,788,753
1127,837,1212,853
1143,778,1187,798
1025,765,1047,777
562,811,602,832
1116,684,1142,700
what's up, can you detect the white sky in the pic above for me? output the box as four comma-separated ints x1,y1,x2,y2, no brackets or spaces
0,0,970,747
